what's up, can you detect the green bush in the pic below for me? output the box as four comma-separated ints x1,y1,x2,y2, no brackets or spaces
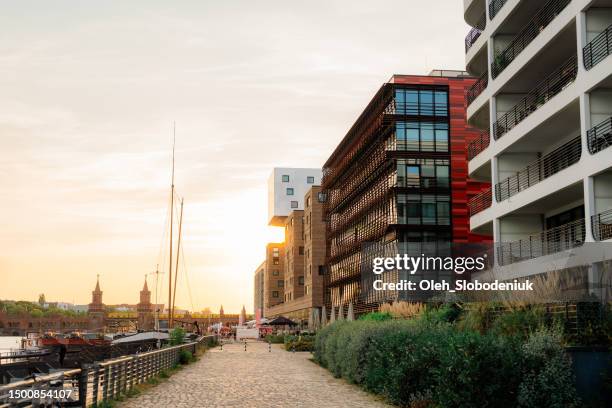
358,311,392,321
265,334,285,344
169,327,186,346
178,349,193,365
489,306,544,340
314,317,579,407
517,328,580,408
284,335,315,351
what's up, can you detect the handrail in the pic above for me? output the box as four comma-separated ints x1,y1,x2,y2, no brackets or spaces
498,218,586,266
495,135,581,202
493,54,577,140
488,0,508,20
587,116,612,155
467,129,491,160
491,0,571,79
583,23,612,70
467,71,488,106
0,334,219,407
465,13,487,52
592,208,612,241
469,187,493,216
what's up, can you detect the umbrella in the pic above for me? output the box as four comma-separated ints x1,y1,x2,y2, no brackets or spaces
321,306,327,326
330,306,336,324
267,316,298,326
347,302,354,321
338,304,344,321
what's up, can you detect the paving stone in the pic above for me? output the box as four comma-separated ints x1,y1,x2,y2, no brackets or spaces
119,341,390,407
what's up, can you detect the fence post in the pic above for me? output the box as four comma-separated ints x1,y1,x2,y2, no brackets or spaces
92,363,100,407
78,366,89,407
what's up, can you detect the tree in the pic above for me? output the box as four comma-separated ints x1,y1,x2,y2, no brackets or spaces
169,327,186,346
38,294,46,306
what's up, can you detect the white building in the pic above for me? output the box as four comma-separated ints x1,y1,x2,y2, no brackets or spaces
463,0,612,292
267,167,322,226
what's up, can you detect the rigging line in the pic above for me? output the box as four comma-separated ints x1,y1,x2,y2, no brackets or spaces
180,237,195,313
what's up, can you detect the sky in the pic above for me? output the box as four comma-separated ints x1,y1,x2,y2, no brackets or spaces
0,0,469,313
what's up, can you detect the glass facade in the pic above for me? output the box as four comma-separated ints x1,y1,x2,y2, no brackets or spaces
395,193,450,226
395,158,449,188
393,121,449,152
394,88,448,116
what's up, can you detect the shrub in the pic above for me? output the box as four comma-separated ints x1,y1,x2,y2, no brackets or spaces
489,306,544,340
517,328,580,408
169,327,186,346
178,349,193,365
284,335,315,351
358,311,392,321
265,334,285,344
379,301,425,319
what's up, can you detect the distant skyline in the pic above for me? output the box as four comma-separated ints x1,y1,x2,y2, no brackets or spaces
0,0,469,313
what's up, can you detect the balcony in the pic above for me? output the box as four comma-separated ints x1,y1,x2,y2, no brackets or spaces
493,55,577,140
465,13,487,53
468,187,492,216
498,218,586,266
467,71,488,106
587,116,612,155
490,0,571,79
592,208,612,241
495,135,581,202
467,130,490,160
488,0,508,20
583,23,612,70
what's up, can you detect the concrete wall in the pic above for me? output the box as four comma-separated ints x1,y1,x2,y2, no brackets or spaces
590,89,612,126
585,8,612,42
499,214,543,242
268,168,322,226
594,171,612,214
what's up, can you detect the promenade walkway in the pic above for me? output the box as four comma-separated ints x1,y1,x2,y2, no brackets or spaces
120,341,390,407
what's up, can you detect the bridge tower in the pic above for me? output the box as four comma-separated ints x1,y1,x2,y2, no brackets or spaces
137,276,154,331
88,275,106,331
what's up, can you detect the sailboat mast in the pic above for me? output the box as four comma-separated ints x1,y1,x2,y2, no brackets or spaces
168,123,176,328
172,198,184,320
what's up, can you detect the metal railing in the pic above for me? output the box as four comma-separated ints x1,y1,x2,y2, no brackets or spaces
467,129,490,160
498,218,586,266
466,71,488,106
592,208,612,241
488,0,508,20
493,54,577,140
385,101,448,117
0,335,218,407
490,0,571,79
468,187,493,216
465,13,487,53
583,23,612,70
495,135,581,202
587,116,612,155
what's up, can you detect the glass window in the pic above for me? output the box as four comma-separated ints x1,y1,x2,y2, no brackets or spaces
406,90,418,115
437,201,450,225
437,165,449,187
307,176,315,184
435,91,448,116
420,91,433,115
278,280,284,287
298,276,304,285
407,166,420,187
272,291,279,298
273,269,279,276
286,188,294,196
291,200,298,208
282,175,290,182
435,127,448,151
299,246,304,255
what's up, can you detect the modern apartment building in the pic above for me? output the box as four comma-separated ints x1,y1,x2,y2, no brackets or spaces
321,72,491,316
263,243,284,316
264,186,327,323
463,0,612,287
268,168,322,226
253,261,265,316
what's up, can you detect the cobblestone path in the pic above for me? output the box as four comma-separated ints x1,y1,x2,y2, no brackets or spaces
119,341,391,407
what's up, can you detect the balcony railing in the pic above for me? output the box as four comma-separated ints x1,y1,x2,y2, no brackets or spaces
592,208,612,241
467,129,490,160
587,116,612,155
490,0,571,79
467,71,488,106
498,218,586,266
495,135,581,202
469,187,492,216
395,177,450,190
488,0,508,20
583,23,612,70
493,54,577,140
465,13,487,52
